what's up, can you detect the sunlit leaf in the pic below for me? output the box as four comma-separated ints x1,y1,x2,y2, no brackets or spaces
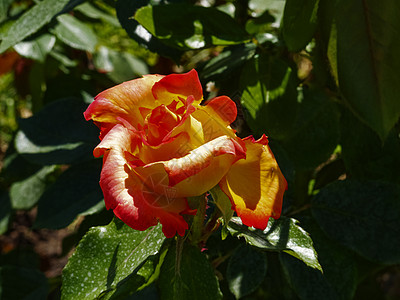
280,216,357,300
52,14,98,52
134,4,249,50
13,33,56,62
0,0,69,53
240,54,299,140
228,216,322,271
10,165,57,210
62,219,165,300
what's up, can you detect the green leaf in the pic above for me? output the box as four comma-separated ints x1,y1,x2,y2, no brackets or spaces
13,33,56,62
34,160,103,229
158,243,222,300
335,0,400,140
0,0,70,53
311,179,400,264
98,252,165,300
209,185,233,226
15,97,99,165
116,0,182,61
52,14,98,52
200,43,256,81
281,87,340,170
228,216,322,271
249,0,286,22
281,0,319,51
10,165,57,210
62,219,166,300
340,108,400,183
75,2,119,26
94,46,149,83
0,192,11,235
240,54,299,140
0,266,48,299
226,245,267,299
0,0,14,23
134,4,249,50
280,215,357,300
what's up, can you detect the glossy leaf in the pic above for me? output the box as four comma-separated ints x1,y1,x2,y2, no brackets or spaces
34,160,103,229
0,0,69,53
335,0,400,140
62,219,165,300
312,180,400,264
340,108,400,183
116,0,182,61
98,253,165,300
226,245,267,299
13,33,56,62
134,4,249,50
228,216,322,271
280,216,357,300
0,266,48,299
240,54,299,140
281,0,319,51
52,14,98,52
158,243,222,300
281,88,340,170
10,165,56,210
15,98,99,165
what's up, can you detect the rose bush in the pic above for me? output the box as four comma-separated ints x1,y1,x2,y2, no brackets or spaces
84,69,287,238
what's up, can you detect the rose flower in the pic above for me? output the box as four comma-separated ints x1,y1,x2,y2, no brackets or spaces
84,70,287,238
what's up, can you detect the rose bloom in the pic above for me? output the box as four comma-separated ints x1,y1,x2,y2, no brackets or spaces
84,70,287,238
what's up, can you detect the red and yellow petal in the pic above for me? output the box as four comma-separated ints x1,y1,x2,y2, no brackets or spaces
202,96,237,126
134,135,245,198
152,69,203,105
219,135,287,230
84,74,163,128
96,124,191,237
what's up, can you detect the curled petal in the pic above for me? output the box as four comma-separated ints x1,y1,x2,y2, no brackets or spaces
202,96,237,126
219,135,287,230
152,69,203,105
84,74,164,129
96,124,192,237
135,135,246,198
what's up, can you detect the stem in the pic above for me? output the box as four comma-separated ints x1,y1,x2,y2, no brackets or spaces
175,235,184,278
189,194,207,245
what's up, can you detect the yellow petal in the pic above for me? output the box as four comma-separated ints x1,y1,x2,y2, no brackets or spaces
219,135,287,230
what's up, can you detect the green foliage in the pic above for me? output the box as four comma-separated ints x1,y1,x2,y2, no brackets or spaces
228,216,322,271
1,0,399,299
226,245,268,299
312,180,400,264
62,219,166,300
158,242,222,300
134,4,249,50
